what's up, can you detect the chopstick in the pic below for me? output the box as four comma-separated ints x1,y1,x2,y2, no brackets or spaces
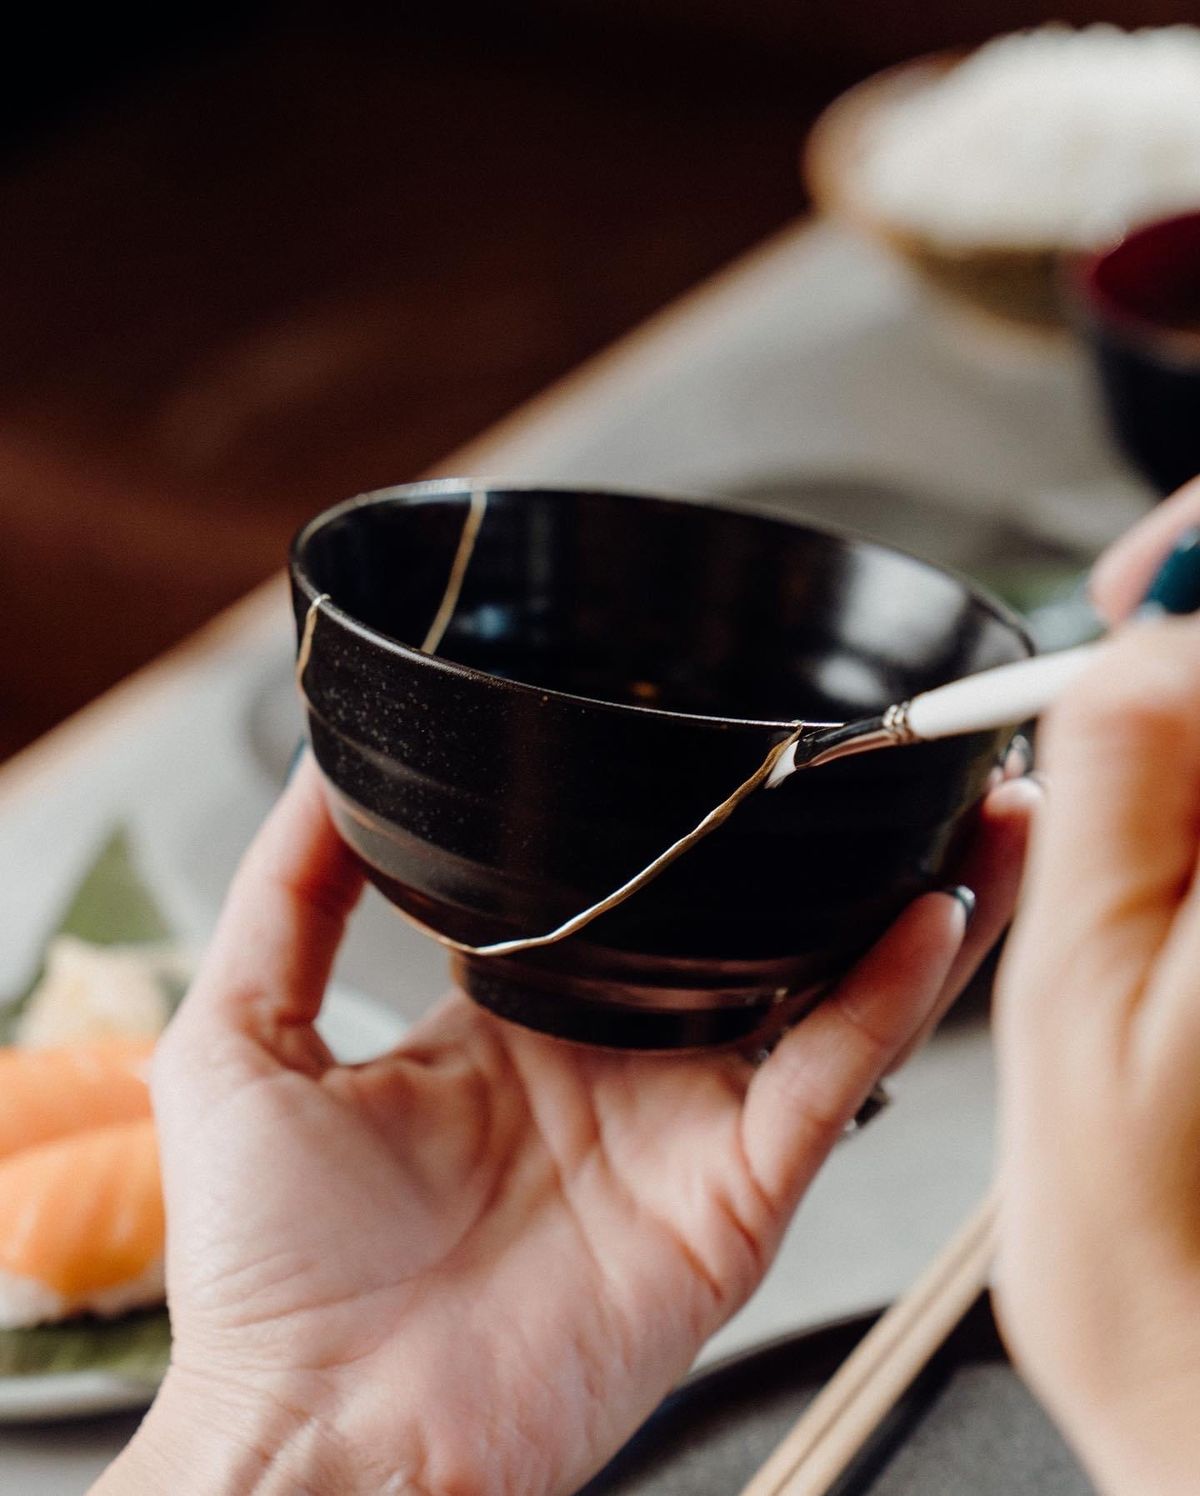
739,1188,1000,1496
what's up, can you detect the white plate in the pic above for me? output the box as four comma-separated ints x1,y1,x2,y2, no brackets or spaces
0,985,408,1423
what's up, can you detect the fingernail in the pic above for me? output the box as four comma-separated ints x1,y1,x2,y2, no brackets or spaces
1003,733,1034,779
941,884,977,927
1138,527,1200,616
986,773,1046,821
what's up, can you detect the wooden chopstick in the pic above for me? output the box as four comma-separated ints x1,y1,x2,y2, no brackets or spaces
739,1188,1000,1496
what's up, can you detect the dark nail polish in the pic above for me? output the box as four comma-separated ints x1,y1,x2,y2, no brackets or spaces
942,884,977,927
845,1083,892,1134
1139,527,1200,616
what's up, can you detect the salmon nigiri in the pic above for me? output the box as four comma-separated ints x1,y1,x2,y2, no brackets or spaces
0,1038,154,1162
0,1118,164,1329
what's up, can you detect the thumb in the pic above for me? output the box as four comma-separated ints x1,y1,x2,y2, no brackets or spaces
155,755,363,1105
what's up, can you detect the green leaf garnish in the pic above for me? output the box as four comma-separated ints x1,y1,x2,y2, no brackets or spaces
0,990,27,1045
56,828,172,947
0,1309,170,1383
1,830,177,1379
0,828,173,1043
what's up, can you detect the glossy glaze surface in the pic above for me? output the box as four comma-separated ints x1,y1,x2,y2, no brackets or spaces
291,483,1032,1048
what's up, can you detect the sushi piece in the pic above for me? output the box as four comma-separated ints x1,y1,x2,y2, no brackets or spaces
0,1038,154,1162
0,1118,164,1329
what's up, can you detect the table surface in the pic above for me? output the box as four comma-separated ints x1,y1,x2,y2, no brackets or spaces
0,220,1150,1490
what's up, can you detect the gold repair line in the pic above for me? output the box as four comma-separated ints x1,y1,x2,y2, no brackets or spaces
421,488,489,655
295,592,331,695
304,486,803,957
338,725,805,959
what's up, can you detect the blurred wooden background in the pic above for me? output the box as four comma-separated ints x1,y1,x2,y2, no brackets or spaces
0,1,1190,760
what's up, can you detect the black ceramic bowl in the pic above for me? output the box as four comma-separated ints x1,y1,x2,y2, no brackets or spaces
1075,210,1200,496
291,482,1032,1050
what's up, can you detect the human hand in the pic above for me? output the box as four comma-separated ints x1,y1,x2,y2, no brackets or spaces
96,757,1032,1496
994,477,1200,1495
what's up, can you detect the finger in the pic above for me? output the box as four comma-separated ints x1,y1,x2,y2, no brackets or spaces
1000,621,1200,1064
1002,734,1034,781
1134,865,1200,1108
1129,773,1200,1089
177,754,364,1042
889,773,1041,1072
1090,475,1200,623
741,889,968,1210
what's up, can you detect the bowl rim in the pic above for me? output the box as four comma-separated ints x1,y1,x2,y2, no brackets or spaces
803,49,1075,259
290,478,1035,733
803,50,961,242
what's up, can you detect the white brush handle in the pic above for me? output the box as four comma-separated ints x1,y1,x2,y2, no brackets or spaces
906,641,1100,741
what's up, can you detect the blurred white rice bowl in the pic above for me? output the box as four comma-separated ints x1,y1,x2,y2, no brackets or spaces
805,26,1200,334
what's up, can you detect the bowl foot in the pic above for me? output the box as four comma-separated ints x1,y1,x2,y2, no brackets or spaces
453,954,800,1052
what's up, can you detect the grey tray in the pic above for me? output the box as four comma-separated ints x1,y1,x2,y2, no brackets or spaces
580,1295,1094,1495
